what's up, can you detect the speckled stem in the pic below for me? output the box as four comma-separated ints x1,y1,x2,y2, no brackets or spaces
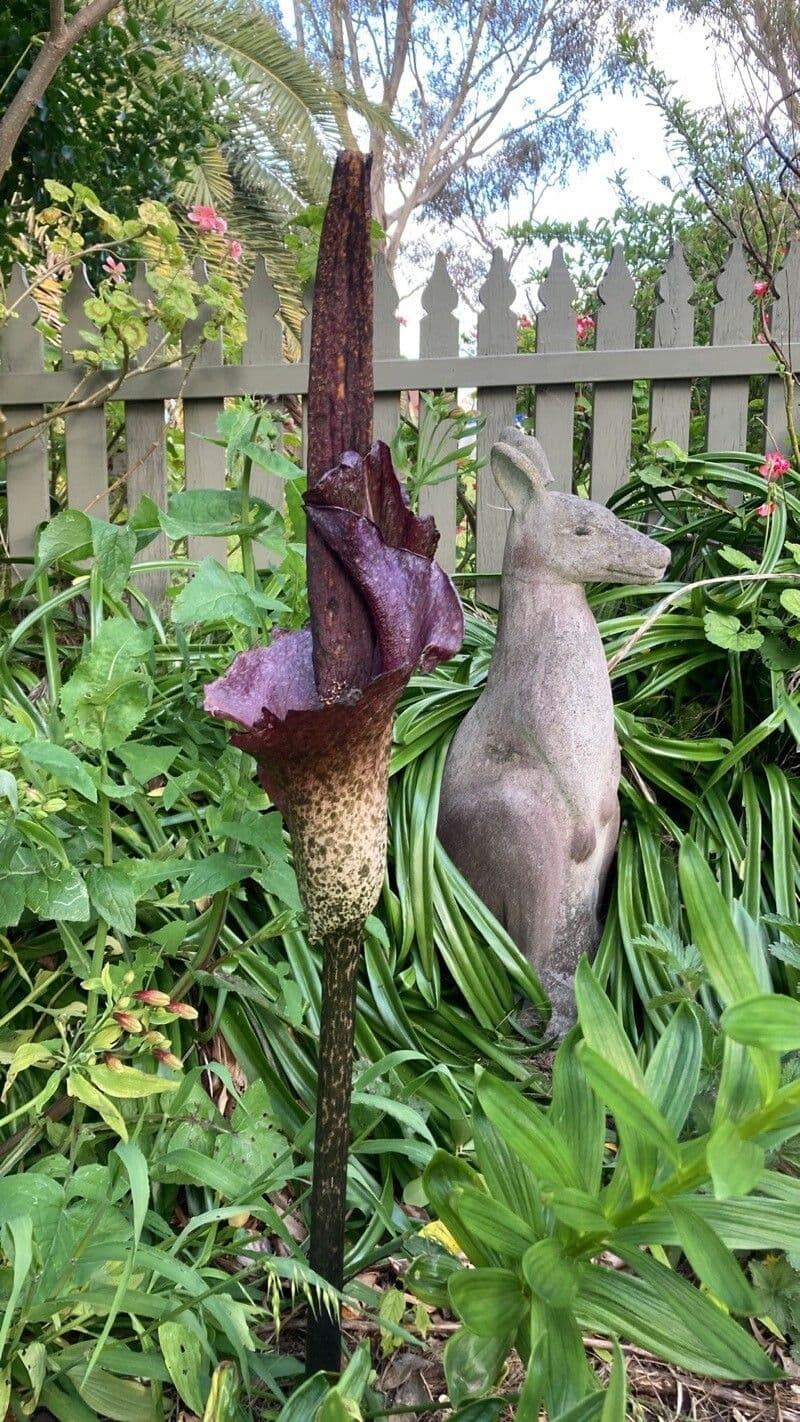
306,923,363,1376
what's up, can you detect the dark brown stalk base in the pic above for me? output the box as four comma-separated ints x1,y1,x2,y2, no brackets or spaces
306,924,363,1376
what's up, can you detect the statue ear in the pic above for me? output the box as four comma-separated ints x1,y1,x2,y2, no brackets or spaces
491,429,553,511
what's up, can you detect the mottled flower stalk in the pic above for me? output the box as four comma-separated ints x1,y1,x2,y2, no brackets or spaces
204,152,463,1375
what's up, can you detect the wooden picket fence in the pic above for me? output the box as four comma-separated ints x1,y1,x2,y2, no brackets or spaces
1,238,799,598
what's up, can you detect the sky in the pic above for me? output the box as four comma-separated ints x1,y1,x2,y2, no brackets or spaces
392,6,737,345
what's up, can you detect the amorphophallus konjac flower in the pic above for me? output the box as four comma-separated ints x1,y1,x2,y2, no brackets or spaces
204,151,463,1374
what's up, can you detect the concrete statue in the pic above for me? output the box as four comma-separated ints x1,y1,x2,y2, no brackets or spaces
438,426,671,1033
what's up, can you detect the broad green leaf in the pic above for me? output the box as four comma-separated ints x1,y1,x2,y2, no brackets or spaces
578,1045,679,1165
72,1369,156,1422
87,1064,179,1098
529,1297,595,1419
550,1029,605,1193
84,1141,151,1382
317,1397,351,1422
2,1039,59,1099
703,611,763,652
722,994,800,1052
333,1340,372,1403
577,1256,778,1380
26,864,90,923
60,620,152,751
158,1322,205,1415
473,1100,545,1234
273,1373,329,1422
92,521,136,598
544,1188,609,1237
406,1250,464,1308
476,1075,581,1190
67,1071,128,1140
642,1001,702,1137
0,770,17,812
21,741,98,803
451,1185,538,1258
522,1237,580,1308
707,1121,764,1199
178,854,258,902
678,838,761,1004
172,558,282,628
448,1267,527,1337
443,1327,512,1406
160,488,266,538
423,1152,496,1266
667,1200,756,1313
116,743,179,784
86,866,137,936
574,959,643,1088
38,509,92,566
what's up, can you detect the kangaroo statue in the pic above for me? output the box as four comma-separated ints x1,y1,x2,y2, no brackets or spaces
438,427,671,1034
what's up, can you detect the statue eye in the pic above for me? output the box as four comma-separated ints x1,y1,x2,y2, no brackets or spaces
575,527,591,536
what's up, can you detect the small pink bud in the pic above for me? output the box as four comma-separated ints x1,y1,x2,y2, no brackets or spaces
757,500,777,516
752,279,769,298
114,1011,143,1034
154,1049,184,1072
226,239,243,262
132,989,172,1007
143,1030,171,1048
166,1001,199,1020
103,1054,125,1072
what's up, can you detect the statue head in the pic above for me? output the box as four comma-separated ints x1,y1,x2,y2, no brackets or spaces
492,427,671,586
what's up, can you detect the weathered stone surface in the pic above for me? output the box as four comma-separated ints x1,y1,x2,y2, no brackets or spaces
438,428,670,1033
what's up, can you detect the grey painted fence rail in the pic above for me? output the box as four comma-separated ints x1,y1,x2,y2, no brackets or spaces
2,239,800,598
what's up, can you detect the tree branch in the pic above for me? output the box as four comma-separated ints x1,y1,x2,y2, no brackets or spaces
0,0,123,179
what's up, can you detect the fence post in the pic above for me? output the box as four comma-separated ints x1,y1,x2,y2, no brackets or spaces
476,248,516,605
706,242,752,456
62,265,109,519
765,242,800,458
535,245,577,492
0,266,49,577
591,245,636,504
650,240,695,451
127,261,169,608
419,253,458,574
373,255,401,447
182,258,226,565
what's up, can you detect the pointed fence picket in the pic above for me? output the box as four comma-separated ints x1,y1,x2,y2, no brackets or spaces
2,243,799,591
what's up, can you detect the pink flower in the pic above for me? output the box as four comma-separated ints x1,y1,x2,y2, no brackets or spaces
757,332,768,344
102,255,126,284
518,314,532,329
757,501,777,516
226,239,243,263
575,314,595,342
187,204,227,236
759,451,791,480
752,280,769,298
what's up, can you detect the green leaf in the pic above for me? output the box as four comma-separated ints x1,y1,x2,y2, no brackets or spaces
38,509,92,566
0,1213,32,1359
707,1121,765,1199
544,1188,608,1237
0,770,17,812
451,1185,538,1258
92,521,137,598
87,1064,179,1098
703,612,763,652
423,1152,496,1266
678,839,762,1005
21,741,98,803
158,1322,205,1415
642,1002,702,1137
84,1140,151,1383
443,1328,512,1406
667,1200,757,1313
780,588,800,618
160,488,251,538
406,1250,464,1309
116,744,179,783
86,866,137,935
476,1075,581,1190
60,620,153,751
577,1255,778,1380
578,1045,680,1166
178,854,258,902
600,1341,627,1422
171,558,281,628
722,994,800,1052
529,1298,595,1419
522,1238,580,1308
448,1268,527,1337
202,1363,240,1422
26,864,90,923
550,1029,605,1194
67,1071,128,1140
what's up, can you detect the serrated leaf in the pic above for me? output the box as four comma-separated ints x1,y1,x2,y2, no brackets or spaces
115,744,179,784
26,864,90,923
178,854,258,902
60,620,153,751
92,521,137,599
172,558,282,628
